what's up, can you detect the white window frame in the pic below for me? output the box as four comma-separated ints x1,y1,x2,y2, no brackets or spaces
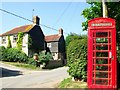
13,34,18,42
47,43,51,48
2,36,6,44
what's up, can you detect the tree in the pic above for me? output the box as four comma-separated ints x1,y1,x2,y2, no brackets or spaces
81,1,120,62
81,1,120,44
81,2,102,31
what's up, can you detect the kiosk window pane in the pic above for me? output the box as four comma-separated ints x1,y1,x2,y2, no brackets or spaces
96,38,108,43
96,32,108,37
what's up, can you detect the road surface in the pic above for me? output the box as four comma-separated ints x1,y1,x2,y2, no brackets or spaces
0,62,69,88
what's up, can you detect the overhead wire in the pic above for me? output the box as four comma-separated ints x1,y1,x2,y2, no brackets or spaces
0,9,33,22
54,2,72,26
0,8,69,34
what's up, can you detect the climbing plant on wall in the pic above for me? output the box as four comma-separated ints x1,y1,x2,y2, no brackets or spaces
7,36,12,48
17,32,24,50
28,34,33,49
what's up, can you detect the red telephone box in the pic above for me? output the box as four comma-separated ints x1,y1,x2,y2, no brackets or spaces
87,18,117,88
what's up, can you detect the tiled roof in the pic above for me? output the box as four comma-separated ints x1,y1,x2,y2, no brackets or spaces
45,34,61,42
0,24,34,36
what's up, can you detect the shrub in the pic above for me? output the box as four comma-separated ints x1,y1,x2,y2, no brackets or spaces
66,33,84,47
17,51,28,63
0,46,6,61
27,58,36,66
38,51,53,64
2,48,28,62
67,37,87,81
117,49,120,63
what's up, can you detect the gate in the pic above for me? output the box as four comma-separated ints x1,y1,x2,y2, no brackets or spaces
87,18,117,88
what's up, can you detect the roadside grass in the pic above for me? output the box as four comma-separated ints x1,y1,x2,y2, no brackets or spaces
2,61,40,70
58,78,87,88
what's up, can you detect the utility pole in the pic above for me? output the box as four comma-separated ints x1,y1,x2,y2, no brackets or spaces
102,0,108,17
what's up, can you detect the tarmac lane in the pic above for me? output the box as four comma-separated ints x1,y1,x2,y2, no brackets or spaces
0,62,69,88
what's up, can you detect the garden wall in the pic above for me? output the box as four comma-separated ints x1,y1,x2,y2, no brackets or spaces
45,60,64,69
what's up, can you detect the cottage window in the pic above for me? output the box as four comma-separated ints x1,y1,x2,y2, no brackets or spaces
47,43,51,48
2,36,6,44
52,52,58,60
13,34,18,42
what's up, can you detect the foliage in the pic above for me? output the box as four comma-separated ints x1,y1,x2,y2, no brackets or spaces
67,35,87,81
81,1,120,46
58,78,87,88
0,46,6,61
17,32,24,50
38,51,53,64
2,61,39,70
2,48,28,62
7,36,12,48
117,49,120,63
66,33,86,47
27,58,36,66
12,63,37,70
28,34,33,49
81,2,102,31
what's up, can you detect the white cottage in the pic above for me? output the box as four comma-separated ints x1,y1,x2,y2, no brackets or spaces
0,16,45,56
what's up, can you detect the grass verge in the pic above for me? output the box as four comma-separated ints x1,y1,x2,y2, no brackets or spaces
58,78,87,88
2,61,40,70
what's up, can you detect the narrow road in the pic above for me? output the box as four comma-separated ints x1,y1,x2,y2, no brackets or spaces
0,62,69,88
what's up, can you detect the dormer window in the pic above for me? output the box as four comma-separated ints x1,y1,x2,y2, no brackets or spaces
13,34,18,42
2,36,6,44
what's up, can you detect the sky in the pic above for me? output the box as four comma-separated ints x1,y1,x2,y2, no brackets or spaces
0,1,90,37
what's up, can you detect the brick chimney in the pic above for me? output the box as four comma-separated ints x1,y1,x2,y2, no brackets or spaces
58,28,63,36
32,16,40,25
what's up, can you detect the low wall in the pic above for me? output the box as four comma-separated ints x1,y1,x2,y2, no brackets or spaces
45,60,64,69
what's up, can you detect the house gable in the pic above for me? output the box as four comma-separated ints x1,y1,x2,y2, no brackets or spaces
28,25,45,50
58,35,65,53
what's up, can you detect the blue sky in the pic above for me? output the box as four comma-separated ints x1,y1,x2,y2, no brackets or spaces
0,2,90,37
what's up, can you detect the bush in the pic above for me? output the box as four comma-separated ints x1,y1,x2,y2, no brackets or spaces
0,46,6,61
66,33,84,47
2,48,28,62
117,49,120,63
27,58,36,66
67,37,87,81
38,51,53,64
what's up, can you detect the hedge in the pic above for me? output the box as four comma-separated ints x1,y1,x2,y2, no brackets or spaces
67,37,87,81
1,47,28,63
